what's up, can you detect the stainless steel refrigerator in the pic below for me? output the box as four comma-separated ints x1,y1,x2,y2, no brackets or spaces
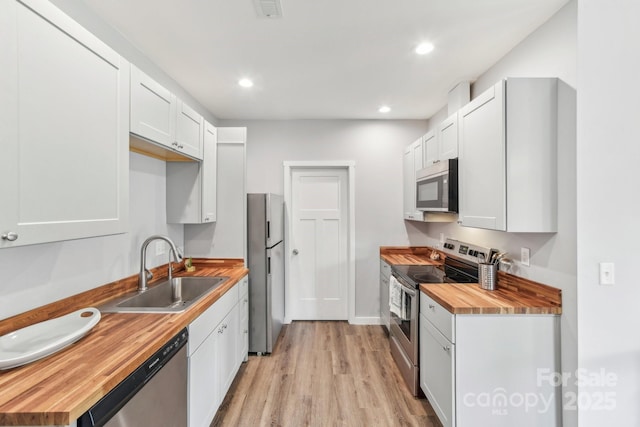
247,193,285,354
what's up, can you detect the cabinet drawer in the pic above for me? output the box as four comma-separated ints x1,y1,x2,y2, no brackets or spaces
189,283,239,355
420,293,455,342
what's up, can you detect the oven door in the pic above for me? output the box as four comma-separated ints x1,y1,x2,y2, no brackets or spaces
416,171,448,211
389,275,419,364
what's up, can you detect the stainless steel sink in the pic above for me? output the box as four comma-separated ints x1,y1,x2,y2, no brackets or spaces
101,276,229,313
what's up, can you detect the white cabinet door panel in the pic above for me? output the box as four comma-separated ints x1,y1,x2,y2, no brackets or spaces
130,64,176,147
217,303,239,399
201,122,217,222
458,81,506,231
421,314,455,427
423,130,439,166
188,329,218,427
0,0,128,248
176,100,204,159
438,113,459,160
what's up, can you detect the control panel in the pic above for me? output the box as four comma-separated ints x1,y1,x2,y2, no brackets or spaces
441,238,492,264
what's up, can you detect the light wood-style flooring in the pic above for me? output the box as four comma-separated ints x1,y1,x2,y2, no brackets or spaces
212,321,442,427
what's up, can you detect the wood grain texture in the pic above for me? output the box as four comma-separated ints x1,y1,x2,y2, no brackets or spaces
212,321,443,427
381,246,561,315
0,261,248,426
420,282,561,315
379,246,443,266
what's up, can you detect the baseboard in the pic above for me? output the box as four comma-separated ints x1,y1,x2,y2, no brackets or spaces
349,316,383,325
284,317,382,325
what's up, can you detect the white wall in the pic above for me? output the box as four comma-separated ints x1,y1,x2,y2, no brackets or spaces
416,2,578,425
0,153,183,320
577,0,640,425
219,119,429,319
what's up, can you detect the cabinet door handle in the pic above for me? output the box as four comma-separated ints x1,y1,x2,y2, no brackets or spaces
178,144,184,149
172,142,179,147
1,232,18,241
428,304,435,309
218,328,224,334
443,345,450,352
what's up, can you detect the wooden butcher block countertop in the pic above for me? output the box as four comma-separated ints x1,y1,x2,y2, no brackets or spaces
0,259,248,426
420,279,562,315
379,246,443,266
380,246,561,315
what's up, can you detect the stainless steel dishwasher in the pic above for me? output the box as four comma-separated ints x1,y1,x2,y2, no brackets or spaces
77,328,188,427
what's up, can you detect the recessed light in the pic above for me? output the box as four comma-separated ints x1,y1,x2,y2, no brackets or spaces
415,42,434,55
379,106,391,113
238,78,254,88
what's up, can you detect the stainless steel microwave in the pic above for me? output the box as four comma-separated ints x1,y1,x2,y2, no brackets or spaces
415,158,458,212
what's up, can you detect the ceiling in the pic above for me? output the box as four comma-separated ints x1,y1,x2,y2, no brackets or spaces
80,0,569,120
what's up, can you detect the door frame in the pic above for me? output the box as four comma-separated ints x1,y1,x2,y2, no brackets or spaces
283,161,356,324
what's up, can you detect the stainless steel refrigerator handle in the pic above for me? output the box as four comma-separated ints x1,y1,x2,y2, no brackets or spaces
292,249,299,255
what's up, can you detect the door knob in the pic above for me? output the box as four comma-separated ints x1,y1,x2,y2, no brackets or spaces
292,249,299,255
1,232,18,241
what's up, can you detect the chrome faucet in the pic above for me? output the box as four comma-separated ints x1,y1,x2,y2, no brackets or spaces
139,235,183,292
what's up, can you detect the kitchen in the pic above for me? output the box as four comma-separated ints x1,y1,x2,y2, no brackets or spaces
0,0,637,426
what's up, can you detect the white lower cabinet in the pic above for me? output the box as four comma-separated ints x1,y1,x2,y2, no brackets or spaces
419,293,561,427
188,275,248,427
420,313,454,427
238,277,249,362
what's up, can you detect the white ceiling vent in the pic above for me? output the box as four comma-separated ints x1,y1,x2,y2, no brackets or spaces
253,0,283,18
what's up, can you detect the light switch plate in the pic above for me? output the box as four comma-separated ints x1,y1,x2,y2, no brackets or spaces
521,247,530,267
599,262,615,285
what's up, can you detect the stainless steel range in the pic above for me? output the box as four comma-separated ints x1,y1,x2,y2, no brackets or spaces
389,238,491,396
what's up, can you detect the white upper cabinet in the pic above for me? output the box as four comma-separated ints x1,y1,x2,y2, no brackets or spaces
437,112,459,161
200,122,218,223
403,138,424,221
167,121,217,224
130,64,176,147
176,100,204,159
459,78,558,232
130,65,203,160
0,0,129,248
422,130,439,166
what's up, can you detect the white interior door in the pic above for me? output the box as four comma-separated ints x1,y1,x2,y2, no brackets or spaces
289,168,348,320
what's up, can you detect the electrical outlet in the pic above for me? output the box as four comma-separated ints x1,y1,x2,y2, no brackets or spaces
155,241,165,256
599,262,615,285
521,247,530,267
